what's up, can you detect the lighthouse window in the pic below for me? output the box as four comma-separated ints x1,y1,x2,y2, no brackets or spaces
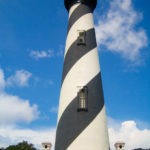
119,145,122,149
77,30,86,45
77,86,88,112
45,145,48,149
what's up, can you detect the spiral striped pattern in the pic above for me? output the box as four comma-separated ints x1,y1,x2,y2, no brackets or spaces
55,3,109,150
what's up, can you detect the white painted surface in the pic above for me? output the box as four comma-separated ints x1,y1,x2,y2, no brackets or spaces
67,107,109,150
57,3,110,150
57,48,100,122
68,4,80,18
65,13,94,57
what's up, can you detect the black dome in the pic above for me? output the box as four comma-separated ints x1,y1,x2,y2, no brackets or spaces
64,0,97,12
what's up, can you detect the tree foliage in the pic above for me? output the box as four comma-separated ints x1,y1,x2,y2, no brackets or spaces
5,141,37,150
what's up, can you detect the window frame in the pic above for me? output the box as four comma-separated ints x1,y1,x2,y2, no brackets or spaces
77,86,88,112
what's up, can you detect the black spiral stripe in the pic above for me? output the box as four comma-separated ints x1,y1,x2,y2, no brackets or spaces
55,1,109,149
67,4,92,33
62,28,97,83
55,73,104,150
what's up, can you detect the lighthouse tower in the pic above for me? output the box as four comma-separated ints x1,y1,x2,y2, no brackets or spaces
55,0,109,150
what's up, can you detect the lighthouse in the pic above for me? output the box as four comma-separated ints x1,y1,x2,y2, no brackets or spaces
55,0,110,150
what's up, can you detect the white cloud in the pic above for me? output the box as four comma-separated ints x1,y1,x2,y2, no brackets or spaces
30,50,54,60
0,93,39,125
0,126,56,150
108,119,150,150
0,68,39,125
6,70,32,87
0,119,150,150
95,0,148,64
29,48,64,60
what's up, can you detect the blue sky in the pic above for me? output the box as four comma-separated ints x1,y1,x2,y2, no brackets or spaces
0,0,150,149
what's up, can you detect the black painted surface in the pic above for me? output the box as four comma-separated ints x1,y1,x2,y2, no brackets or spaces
62,28,97,83
67,4,92,33
55,1,110,149
64,0,97,12
55,73,104,150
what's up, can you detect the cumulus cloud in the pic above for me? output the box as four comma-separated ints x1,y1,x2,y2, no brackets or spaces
0,93,39,125
0,119,150,150
0,126,56,150
0,68,39,125
6,70,32,87
30,50,54,60
108,120,150,150
95,0,148,64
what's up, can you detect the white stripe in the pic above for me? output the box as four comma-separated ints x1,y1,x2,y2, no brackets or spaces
69,4,80,18
67,106,110,150
57,48,100,122
65,13,94,57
